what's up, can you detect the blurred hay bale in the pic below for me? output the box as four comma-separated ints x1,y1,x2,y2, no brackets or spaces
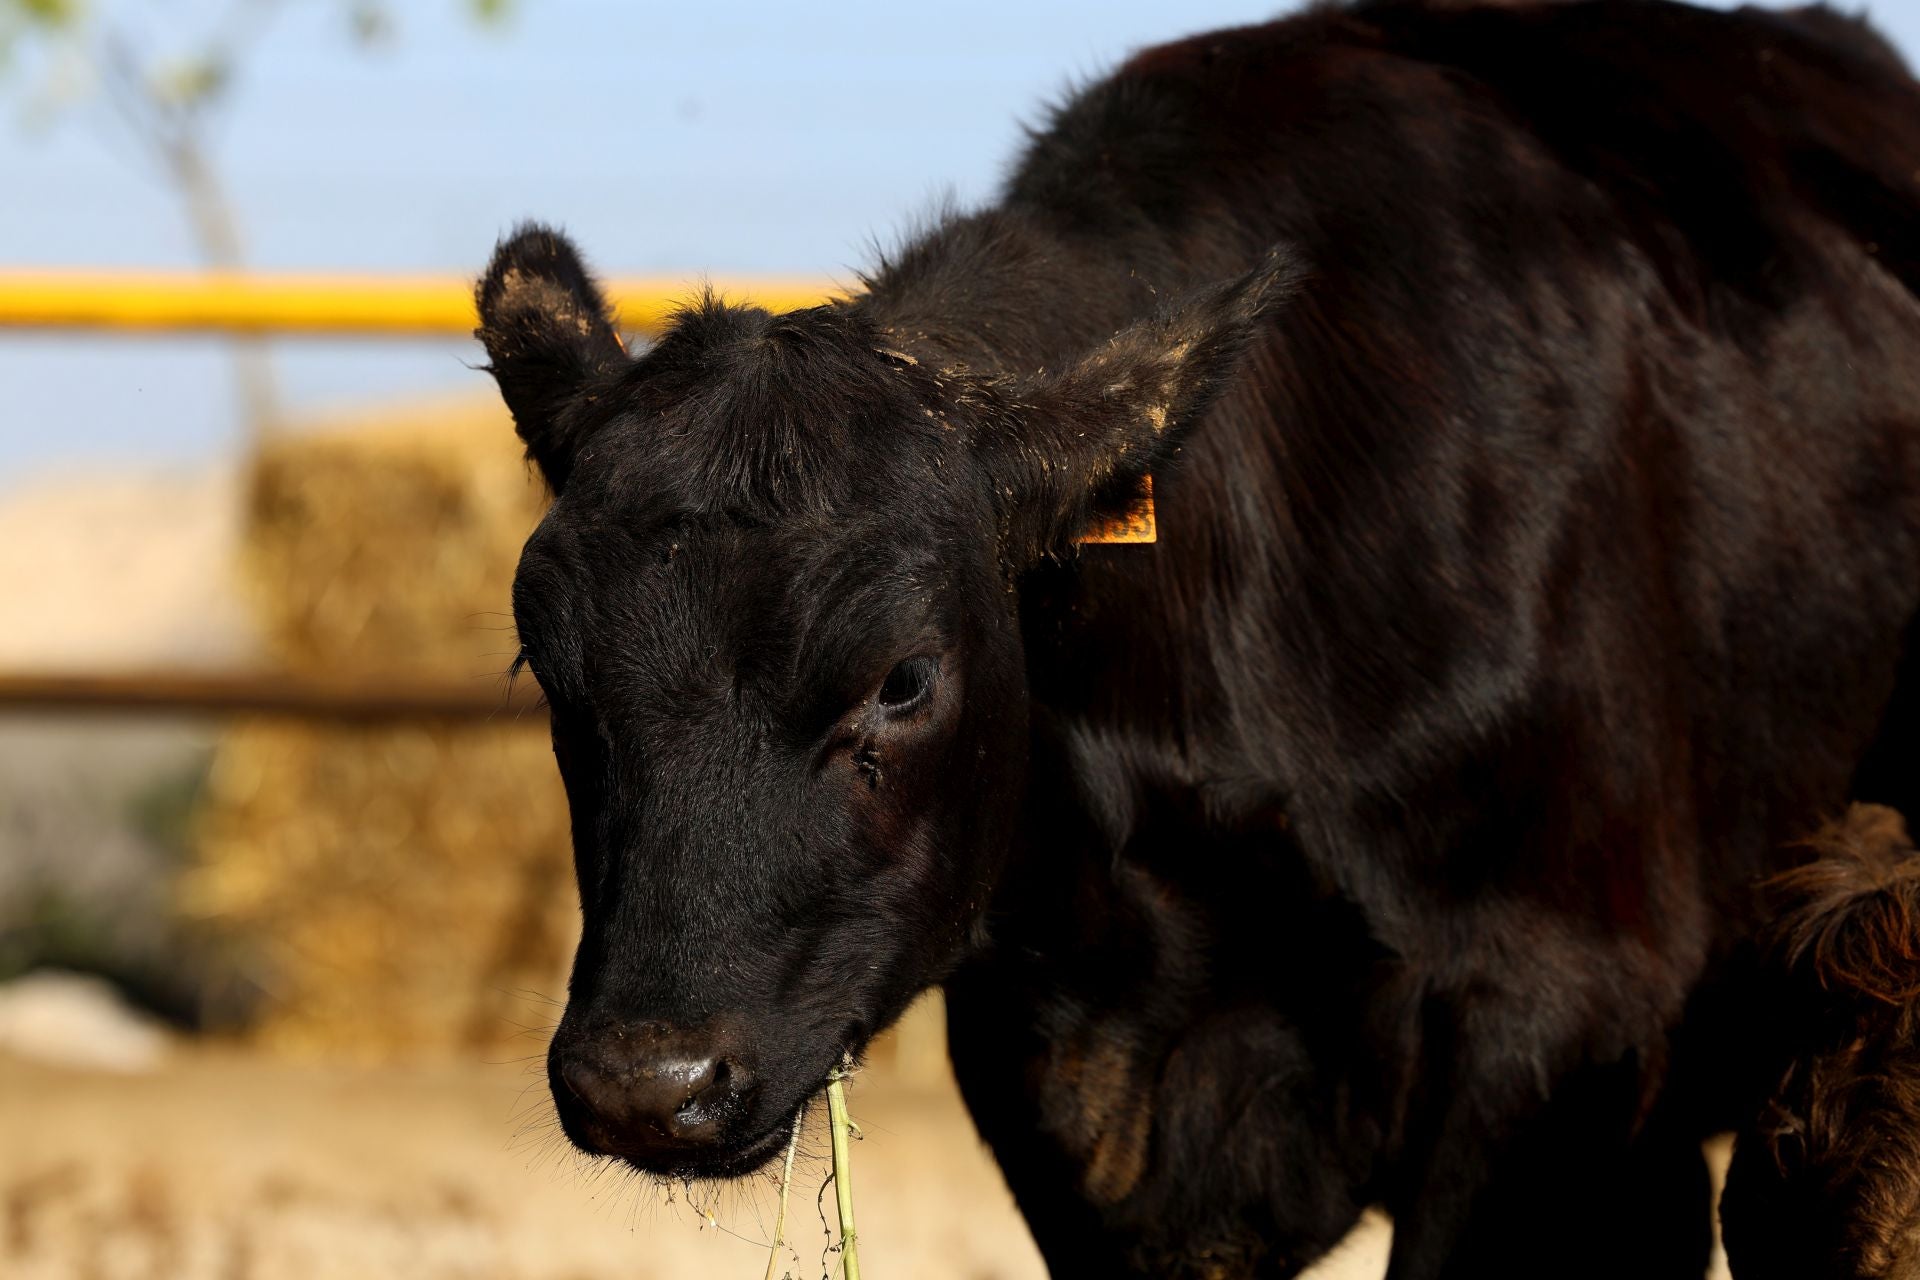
186,720,577,1057
184,396,575,1057
239,398,540,680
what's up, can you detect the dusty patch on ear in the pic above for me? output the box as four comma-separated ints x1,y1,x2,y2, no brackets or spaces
491,266,616,345
475,223,630,490
475,226,623,356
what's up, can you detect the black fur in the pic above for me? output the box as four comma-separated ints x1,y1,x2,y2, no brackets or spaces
478,1,1920,1274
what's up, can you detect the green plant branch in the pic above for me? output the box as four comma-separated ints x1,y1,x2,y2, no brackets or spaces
826,1058,862,1280
762,1102,804,1280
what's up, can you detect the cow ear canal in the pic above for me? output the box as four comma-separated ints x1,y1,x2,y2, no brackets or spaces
877,657,938,713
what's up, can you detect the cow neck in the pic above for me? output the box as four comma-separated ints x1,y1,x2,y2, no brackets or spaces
854,207,1175,379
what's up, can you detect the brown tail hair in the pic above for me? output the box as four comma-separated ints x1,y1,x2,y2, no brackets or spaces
1722,804,1920,1280
1720,805,1920,1274
1770,803,1920,1009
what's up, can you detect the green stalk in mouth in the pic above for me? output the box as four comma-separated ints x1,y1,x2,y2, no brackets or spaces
827,1061,862,1280
760,1056,862,1280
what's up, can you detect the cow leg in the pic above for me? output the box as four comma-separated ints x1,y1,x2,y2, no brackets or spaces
945,958,1368,1279
1399,1125,1711,1280
1385,1047,1712,1280
942,978,1148,1275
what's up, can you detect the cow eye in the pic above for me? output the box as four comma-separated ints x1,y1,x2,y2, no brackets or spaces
877,657,937,713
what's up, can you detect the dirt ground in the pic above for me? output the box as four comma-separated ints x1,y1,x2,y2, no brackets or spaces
0,1046,1026,1280
0,1043,1747,1280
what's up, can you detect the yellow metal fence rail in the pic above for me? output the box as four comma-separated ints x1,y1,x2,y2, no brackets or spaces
0,268,835,337
0,266,832,717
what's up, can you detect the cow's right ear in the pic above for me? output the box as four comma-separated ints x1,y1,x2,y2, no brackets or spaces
476,224,630,491
976,248,1302,565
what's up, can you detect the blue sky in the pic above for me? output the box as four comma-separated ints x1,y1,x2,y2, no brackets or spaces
3,0,1918,485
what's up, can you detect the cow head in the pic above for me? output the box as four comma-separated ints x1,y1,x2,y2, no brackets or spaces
476,224,1294,1177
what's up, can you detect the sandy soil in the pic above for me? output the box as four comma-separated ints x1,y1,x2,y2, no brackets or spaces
0,1043,1747,1280
0,1047,1032,1280
0,1045,1419,1280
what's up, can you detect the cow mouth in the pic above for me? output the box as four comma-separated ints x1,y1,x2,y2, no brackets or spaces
598,1108,797,1180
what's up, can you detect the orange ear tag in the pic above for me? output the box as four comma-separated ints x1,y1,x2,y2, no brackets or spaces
1078,474,1157,544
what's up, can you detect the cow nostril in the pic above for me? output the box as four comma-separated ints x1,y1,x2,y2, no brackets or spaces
673,1056,725,1115
560,1057,610,1110
668,1055,754,1132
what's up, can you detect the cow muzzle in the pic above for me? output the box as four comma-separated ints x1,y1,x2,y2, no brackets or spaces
549,1020,761,1169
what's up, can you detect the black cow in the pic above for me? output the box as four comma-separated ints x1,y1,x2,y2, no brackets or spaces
475,1,1920,1275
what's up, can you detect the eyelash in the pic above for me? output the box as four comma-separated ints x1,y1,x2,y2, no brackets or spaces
876,657,938,712
507,647,551,712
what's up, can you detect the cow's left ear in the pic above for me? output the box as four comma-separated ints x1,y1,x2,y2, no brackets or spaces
476,223,631,492
982,248,1303,564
